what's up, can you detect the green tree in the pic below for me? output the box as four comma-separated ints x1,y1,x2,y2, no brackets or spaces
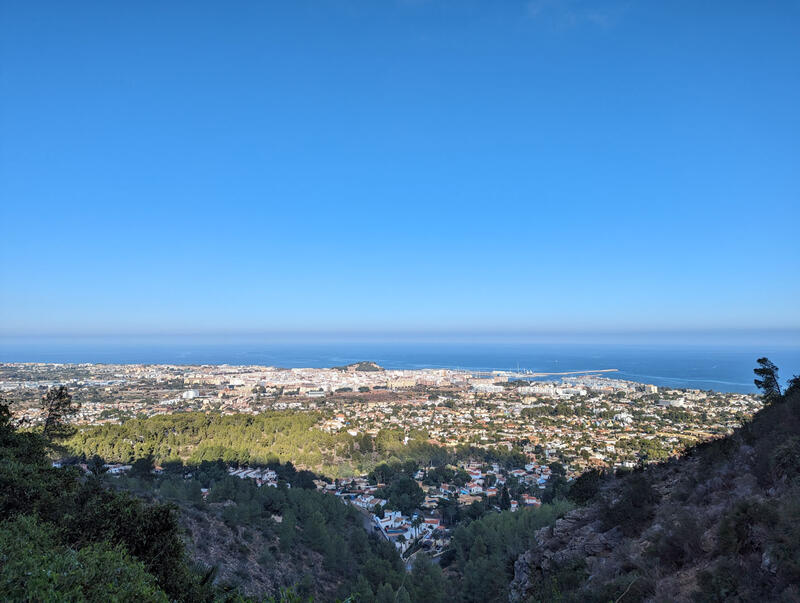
396,585,411,603
0,515,169,602
41,386,80,439
378,475,424,516
130,457,153,478
0,399,210,601
87,454,107,476
352,574,374,601
376,582,396,603
500,486,511,511
409,555,446,603
754,357,782,400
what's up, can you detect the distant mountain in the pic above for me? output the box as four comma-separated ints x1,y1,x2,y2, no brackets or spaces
509,374,800,602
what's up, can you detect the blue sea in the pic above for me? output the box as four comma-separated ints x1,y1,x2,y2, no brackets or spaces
1,340,799,393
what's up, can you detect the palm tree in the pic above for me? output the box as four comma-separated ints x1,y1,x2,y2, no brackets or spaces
411,516,423,538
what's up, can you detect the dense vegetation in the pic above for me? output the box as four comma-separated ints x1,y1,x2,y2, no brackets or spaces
117,458,442,601
443,500,574,602
0,394,459,601
65,411,531,478
0,399,217,601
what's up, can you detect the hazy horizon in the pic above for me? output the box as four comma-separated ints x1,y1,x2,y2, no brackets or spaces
1,327,799,346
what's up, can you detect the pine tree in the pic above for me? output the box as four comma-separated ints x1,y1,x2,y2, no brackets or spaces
41,386,80,439
376,582,395,603
754,357,782,401
500,485,511,511
396,585,411,603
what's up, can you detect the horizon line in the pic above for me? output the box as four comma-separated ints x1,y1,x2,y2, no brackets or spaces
1,327,799,347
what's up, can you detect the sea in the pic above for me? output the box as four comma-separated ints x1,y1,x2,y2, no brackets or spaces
2,340,799,394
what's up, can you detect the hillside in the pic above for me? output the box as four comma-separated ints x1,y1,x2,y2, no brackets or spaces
509,372,800,601
332,361,385,372
0,400,218,601
114,459,429,601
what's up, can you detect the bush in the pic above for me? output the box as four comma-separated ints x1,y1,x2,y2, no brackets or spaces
770,437,800,483
694,559,741,602
0,400,210,601
601,472,660,536
645,508,702,569
0,515,168,602
718,500,776,555
568,469,603,504
526,558,588,602
768,490,800,583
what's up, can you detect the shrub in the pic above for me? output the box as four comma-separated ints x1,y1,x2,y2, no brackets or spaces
694,559,741,602
527,558,588,602
770,436,800,483
0,515,168,602
645,508,702,569
601,473,660,536
770,489,800,583
568,469,603,504
718,500,776,555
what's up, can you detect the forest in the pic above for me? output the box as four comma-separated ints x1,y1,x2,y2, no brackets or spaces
64,410,533,478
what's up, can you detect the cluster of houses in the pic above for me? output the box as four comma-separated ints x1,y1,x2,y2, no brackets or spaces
226,466,286,488
417,463,546,510
374,511,442,553
309,462,552,553
310,476,446,553
179,459,543,555
58,460,292,494
52,460,133,475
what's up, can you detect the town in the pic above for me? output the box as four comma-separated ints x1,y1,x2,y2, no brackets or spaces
5,361,761,474
2,361,761,476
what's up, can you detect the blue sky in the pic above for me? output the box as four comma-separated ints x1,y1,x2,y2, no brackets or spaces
1,1,798,340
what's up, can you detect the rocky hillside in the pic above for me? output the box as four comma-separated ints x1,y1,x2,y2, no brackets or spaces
510,373,800,602
333,361,384,372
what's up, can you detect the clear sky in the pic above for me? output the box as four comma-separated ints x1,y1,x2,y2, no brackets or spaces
1,1,798,340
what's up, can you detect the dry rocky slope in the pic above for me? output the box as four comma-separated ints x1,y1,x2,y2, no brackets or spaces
509,380,800,602
179,504,339,600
